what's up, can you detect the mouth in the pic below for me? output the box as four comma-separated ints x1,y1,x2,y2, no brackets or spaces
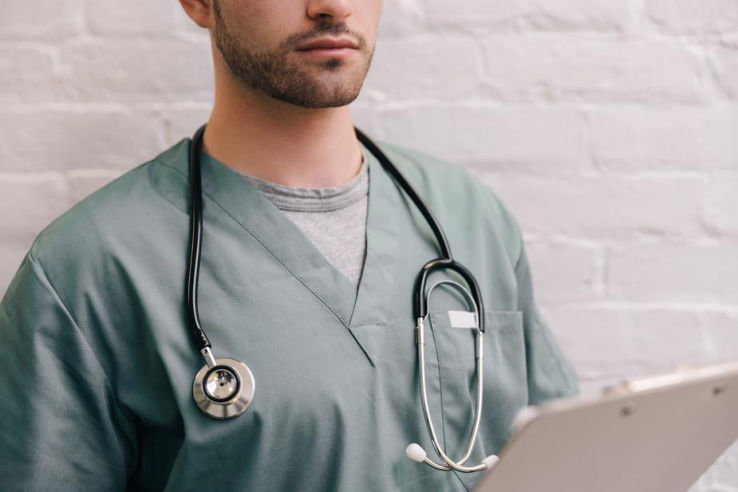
295,36,359,52
296,37,359,56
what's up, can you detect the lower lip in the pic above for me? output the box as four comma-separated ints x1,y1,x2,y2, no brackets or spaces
296,47,356,59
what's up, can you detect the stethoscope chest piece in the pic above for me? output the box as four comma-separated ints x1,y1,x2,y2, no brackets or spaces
193,358,255,419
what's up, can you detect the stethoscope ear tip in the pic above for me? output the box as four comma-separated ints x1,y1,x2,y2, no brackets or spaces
405,443,499,471
406,443,427,463
482,454,499,470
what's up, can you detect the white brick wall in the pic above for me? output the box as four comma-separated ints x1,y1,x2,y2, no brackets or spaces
1,1,736,489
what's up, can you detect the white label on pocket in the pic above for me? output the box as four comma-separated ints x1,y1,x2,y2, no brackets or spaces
448,310,478,328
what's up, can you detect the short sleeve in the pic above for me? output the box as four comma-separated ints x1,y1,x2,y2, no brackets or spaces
0,254,136,491
515,245,580,404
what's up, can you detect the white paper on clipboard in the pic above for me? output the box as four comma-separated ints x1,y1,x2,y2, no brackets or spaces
475,361,738,492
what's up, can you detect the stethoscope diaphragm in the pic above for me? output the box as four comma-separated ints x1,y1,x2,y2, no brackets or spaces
193,357,255,419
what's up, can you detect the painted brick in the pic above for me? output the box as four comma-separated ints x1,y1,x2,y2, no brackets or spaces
590,106,738,172
0,174,70,240
363,37,482,100
0,110,164,172
645,0,738,35
0,46,61,104
718,33,738,49
376,0,426,38
480,174,708,239
544,306,738,380
701,174,738,236
84,0,181,36
424,0,629,32
607,243,738,303
0,0,83,40
524,239,604,303
375,105,588,172
423,1,531,30
58,39,213,103
479,38,707,103
709,44,738,100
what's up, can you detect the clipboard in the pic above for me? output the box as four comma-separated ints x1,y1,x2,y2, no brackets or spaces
475,361,738,492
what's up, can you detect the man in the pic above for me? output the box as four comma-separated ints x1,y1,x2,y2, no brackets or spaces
0,0,578,490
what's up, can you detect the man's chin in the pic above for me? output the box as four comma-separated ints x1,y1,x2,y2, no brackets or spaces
281,92,361,109
269,78,364,109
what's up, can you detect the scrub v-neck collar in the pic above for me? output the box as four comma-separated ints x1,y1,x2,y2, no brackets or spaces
187,139,403,345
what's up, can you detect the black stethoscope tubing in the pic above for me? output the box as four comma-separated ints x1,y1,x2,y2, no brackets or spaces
187,125,210,352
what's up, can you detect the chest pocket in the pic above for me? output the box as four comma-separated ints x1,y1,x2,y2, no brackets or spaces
426,309,528,467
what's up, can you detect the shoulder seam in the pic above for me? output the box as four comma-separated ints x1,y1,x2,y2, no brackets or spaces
151,156,188,180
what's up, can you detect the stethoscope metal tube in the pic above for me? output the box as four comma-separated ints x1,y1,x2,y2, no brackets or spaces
416,316,486,472
407,280,495,473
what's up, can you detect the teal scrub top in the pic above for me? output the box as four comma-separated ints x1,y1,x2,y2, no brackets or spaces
0,137,578,491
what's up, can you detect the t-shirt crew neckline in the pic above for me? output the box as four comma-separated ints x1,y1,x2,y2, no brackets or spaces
238,146,370,213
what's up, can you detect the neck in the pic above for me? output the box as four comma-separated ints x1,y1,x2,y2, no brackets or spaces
202,74,364,189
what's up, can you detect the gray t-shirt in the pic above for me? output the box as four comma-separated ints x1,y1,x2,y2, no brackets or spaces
240,148,369,288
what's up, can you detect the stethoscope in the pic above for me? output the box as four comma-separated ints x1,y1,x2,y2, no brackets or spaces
186,124,499,473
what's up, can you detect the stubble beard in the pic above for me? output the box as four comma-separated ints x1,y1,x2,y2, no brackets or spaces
212,1,374,109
